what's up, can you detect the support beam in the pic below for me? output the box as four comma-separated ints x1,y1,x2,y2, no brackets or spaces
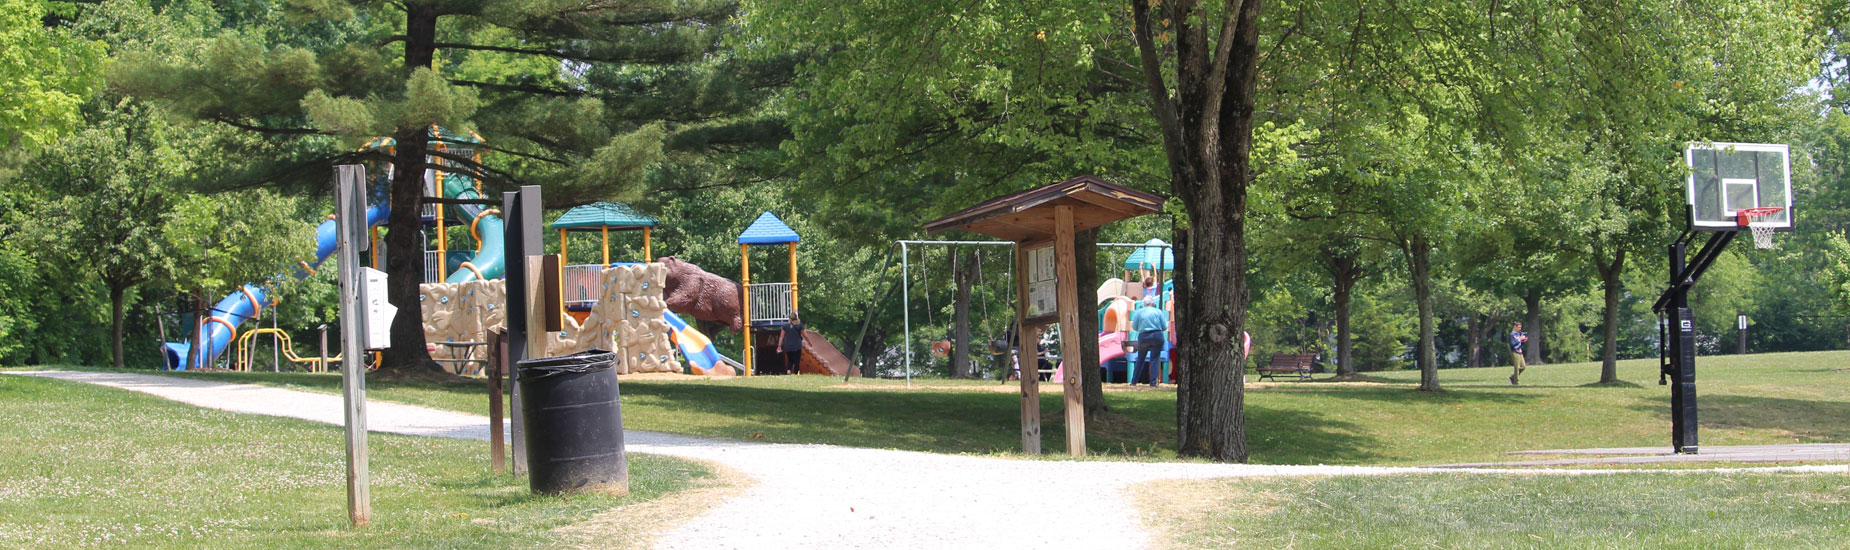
788,243,799,314
741,244,753,376
1054,205,1086,456
1015,243,1041,455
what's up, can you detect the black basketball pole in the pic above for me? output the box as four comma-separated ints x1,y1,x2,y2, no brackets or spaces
1652,228,1738,455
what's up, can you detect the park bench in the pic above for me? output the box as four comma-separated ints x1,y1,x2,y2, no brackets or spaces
1258,353,1316,381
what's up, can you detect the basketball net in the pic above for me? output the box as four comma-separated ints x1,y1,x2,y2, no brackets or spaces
1736,207,1784,249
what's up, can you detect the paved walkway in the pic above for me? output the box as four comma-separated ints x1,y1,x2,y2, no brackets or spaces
11,370,1847,549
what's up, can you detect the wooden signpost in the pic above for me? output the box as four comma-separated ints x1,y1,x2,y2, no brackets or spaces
925,176,1163,456
333,164,372,526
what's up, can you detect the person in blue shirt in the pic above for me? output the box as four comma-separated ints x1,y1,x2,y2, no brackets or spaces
1130,296,1169,387
1509,321,1528,386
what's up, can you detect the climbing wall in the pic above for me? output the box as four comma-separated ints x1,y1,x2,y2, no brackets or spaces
419,262,677,374
419,279,507,346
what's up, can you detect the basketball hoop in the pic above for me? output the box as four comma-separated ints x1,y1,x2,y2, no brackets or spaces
1735,207,1784,249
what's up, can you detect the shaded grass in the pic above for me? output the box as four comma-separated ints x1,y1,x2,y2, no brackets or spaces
1135,473,1850,549
65,349,1850,465
0,375,710,549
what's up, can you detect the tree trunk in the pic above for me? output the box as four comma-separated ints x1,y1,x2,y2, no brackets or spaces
1173,226,1191,448
378,5,442,376
856,327,887,377
1406,235,1440,391
1523,287,1543,366
1076,228,1106,418
188,292,205,369
1329,252,1358,376
1467,315,1482,369
1178,195,1249,459
109,284,128,368
950,250,976,378
1131,0,1263,463
1596,249,1625,383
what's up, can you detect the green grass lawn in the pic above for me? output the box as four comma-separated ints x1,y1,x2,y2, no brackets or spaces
1134,473,1850,549
0,375,713,549
65,349,1850,465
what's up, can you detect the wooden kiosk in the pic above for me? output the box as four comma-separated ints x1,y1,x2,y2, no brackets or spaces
924,176,1164,456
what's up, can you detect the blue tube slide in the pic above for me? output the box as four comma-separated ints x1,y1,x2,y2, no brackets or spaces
439,173,505,282
162,200,391,370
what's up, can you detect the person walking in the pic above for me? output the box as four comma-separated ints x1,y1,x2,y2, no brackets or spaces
1509,321,1528,385
777,313,805,375
1130,296,1169,387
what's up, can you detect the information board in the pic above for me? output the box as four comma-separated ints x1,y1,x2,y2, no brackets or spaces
1025,244,1056,320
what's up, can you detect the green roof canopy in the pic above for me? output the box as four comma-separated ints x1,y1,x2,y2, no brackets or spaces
552,201,658,230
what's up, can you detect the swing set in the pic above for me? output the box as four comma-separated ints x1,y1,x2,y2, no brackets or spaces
849,239,1184,384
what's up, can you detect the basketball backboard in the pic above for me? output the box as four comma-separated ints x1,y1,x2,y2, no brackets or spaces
1686,142,1792,231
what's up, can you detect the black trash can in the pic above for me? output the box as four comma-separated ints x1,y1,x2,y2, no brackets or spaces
516,349,628,496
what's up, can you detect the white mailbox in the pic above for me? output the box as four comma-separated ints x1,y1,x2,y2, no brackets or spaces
361,267,395,350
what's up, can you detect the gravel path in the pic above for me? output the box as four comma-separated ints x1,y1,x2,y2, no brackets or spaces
11,370,1846,550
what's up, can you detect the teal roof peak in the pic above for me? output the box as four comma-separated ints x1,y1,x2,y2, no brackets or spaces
553,201,658,230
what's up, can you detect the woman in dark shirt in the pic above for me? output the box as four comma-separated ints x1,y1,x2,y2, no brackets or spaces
778,313,804,375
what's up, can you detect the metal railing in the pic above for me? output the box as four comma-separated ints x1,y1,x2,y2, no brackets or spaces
421,169,439,220
563,265,605,306
423,250,443,283
749,283,792,324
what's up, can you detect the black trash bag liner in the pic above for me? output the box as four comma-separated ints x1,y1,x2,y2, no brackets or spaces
517,349,616,379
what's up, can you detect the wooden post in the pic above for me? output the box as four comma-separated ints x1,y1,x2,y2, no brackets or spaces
788,243,798,314
601,226,610,266
1054,205,1086,456
741,244,753,376
643,226,653,262
1015,244,1041,455
488,329,506,475
318,325,328,376
527,256,554,353
333,164,371,527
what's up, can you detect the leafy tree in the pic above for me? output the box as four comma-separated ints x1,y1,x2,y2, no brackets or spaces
14,101,187,368
0,0,104,154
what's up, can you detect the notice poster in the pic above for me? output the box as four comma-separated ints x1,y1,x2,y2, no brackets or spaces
1025,244,1056,320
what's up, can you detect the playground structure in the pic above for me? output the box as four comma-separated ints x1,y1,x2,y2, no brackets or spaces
555,201,657,315
232,328,342,373
419,264,683,374
155,127,855,377
736,212,853,376
160,129,509,370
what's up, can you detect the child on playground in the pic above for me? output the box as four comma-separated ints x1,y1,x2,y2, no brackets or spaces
1509,321,1528,385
